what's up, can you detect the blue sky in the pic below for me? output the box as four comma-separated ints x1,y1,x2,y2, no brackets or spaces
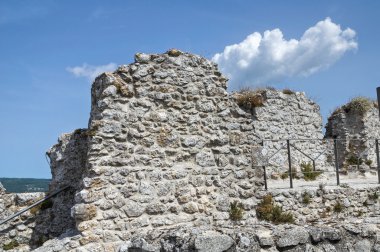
1,0,380,178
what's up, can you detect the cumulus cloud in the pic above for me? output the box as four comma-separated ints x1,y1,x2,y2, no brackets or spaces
212,18,358,90
66,63,117,81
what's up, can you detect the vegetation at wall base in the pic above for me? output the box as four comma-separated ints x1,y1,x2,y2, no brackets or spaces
256,194,295,224
302,192,311,205
3,240,19,250
301,162,322,181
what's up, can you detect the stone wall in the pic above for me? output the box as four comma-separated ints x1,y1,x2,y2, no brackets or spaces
71,50,262,246
32,186,380,251
249,89,329,177
4,50,380,251
47,50,329,248
325,101,380,170
30,130,88,246
0,191,44,251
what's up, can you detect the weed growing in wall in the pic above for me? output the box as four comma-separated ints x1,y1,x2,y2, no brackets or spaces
302,192,312,205
229,200,244,221
282,88,295,95
256,194,295,224
236,88,266,109
3,240,19,250
333,201,344,213
343,96,374,115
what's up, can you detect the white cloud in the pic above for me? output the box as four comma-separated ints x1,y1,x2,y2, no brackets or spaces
66,63,117,81
212,18,358,90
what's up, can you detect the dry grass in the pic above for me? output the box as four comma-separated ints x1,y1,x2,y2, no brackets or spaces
236,88,266,109
167,49,182,57
343,96,374,115
282,88,295,95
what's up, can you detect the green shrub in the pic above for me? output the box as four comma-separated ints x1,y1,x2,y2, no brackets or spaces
343,97,374,115
302,192,311,205
365,160,373,166
3,240,19,250
346,155,363,165
256,194,295,224
229,200,244,221
301,162,322,181
333,201,344,213
271,205,295,224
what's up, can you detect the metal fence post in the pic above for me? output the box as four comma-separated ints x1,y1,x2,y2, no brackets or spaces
312,160,316,171
334,138,340,186
263,166,268,190
376,139,380,184
287,139,293,189
261,141,268,190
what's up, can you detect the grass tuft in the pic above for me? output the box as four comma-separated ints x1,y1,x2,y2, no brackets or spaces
3,240,19,250
229,200,244,221
256,194,295,224
282,88,295,95
301,162,322,181
302,192,311,205
235,88,266,109
333,201,344,213
343,96,374,115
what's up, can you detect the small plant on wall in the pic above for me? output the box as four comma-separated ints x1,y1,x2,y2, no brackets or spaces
256,194,295,224
229,200,244,221
333,201,344,213
302,192,312,205
235,88,266,109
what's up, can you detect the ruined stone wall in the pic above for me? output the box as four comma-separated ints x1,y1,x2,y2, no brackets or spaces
61,50,329,249
3,50,380,251
0,191,44,251
30,130,88,245
71,50,262,247
250,89,329,176
33,186,380,251
325,104,380,170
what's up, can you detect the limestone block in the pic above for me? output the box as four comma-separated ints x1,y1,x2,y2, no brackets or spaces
194,231,234,252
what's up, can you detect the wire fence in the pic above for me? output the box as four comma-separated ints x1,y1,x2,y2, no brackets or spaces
254,138,380,190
